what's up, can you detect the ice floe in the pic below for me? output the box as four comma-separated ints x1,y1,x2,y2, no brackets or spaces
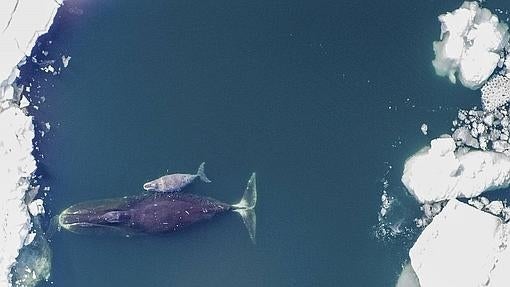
62,55,71,68
0,0,61,286
409,200,505,287
432,1,509,89
420,123,428,135
27,199,45,217
402,136,510,203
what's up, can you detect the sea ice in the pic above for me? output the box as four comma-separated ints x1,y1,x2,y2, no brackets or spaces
432,1,509,89
410,200,503,287
402,136,510,203
415,201,446,228
40,65,55,74
19,96,30,109
0,0,61,286
486,200,504,215
401,3,510,287
0,107,37,287
27,199,45,217
395,263,420,287
420,123,428,135
62,55,71,68
0,0,62,81
481,75,510,111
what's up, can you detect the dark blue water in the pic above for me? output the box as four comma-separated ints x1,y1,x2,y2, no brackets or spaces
18,0,510,286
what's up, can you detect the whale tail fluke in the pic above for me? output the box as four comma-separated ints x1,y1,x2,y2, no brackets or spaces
232,173,257,244
196,162,211,183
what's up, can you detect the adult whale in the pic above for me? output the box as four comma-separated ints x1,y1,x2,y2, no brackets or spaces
58,173,257,243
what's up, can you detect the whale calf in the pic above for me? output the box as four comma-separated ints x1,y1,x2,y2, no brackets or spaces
59,173,257,243
143,162,211,193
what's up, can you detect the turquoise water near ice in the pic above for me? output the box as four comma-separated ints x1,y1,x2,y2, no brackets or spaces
17,0,510,286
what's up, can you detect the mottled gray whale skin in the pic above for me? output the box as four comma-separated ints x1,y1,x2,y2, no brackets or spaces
143,162,211,193
59,173,257,243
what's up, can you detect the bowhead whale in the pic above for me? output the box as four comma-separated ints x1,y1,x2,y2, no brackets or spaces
143,162,211,193
58,173,257,243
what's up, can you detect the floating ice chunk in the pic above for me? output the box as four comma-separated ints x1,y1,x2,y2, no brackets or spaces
40,65,55,74
486,200,504,215
410,199,510,286
452,126,479,148
410,200,502,287
432,1,510,89
23,232,36,246
379,191,393,218
62,55,71,68
28,199,44,217
420,123,428,135
402,136,510,203
484,113,495,126
19,95,30,109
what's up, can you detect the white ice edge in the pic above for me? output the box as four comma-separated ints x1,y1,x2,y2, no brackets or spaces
0,1,62,286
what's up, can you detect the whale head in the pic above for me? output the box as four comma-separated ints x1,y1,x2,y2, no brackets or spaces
143,178,164,191
58,197,135,235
